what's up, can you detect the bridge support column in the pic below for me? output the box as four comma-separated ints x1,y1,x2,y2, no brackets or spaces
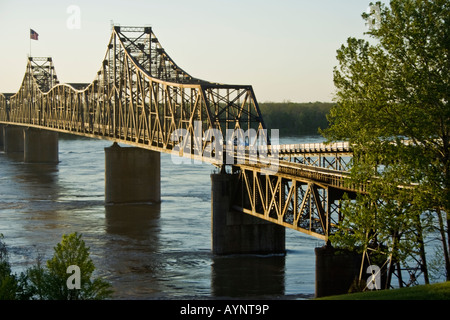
211,172,285,255
315,245,362,298
3,125,24,154
24,128,59,163
105,143,161,204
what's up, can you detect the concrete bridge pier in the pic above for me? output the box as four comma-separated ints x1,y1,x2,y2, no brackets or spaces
315,245,363,298
3,125,25,154
24,128,59,163
211,171,285,255
105,143,161,204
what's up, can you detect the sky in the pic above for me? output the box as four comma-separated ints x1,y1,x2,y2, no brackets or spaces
0,0,385,103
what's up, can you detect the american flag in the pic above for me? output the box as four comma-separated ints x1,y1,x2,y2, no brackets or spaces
30,29,39,40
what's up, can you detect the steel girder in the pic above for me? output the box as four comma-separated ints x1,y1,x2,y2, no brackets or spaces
275,142,353,172
286,153,352,171
230,162,357,241
226,148,365,240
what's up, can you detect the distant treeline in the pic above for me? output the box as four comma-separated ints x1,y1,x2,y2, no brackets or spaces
258,101,334,136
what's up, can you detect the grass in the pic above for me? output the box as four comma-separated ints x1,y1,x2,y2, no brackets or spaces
316,281,450,300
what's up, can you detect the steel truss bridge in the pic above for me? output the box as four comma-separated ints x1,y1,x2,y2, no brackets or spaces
0,26,361,239
1,26,428,289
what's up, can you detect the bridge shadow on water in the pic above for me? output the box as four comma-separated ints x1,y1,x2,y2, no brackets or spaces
103,202,293,299
105,203,162,242
0,151,61,208
211,254,286,299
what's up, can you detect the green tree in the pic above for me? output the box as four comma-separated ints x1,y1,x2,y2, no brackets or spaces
28,232,113,299
0,234,32,300
322,0,450,285
0,233,18,300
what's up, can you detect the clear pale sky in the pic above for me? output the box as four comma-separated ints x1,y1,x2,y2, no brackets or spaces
0,0,385,103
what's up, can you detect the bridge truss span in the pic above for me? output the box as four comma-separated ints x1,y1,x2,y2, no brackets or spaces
1,26,268,161
230,157,361,240
0,25,356,242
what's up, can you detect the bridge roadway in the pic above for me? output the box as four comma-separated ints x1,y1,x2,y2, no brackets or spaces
0,26,356,246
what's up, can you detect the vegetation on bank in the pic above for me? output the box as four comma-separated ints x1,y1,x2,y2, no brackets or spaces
258,101,334,136
317,281,450,300
0,232,113,300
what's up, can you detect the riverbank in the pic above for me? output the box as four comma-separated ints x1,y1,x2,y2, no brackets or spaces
259,101,333,136
316,281,450,300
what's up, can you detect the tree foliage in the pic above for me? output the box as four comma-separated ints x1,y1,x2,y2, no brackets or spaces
0,234,33,300
0,234,20,300
28,232,113,300
0,232,113,300
322,0,450,284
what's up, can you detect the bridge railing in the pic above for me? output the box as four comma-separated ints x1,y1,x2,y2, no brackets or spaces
271,141,351,154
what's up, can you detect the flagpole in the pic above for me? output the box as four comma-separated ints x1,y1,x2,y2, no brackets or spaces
29,28,31,57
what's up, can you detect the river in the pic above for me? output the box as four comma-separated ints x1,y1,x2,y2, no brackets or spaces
0,134,326,300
